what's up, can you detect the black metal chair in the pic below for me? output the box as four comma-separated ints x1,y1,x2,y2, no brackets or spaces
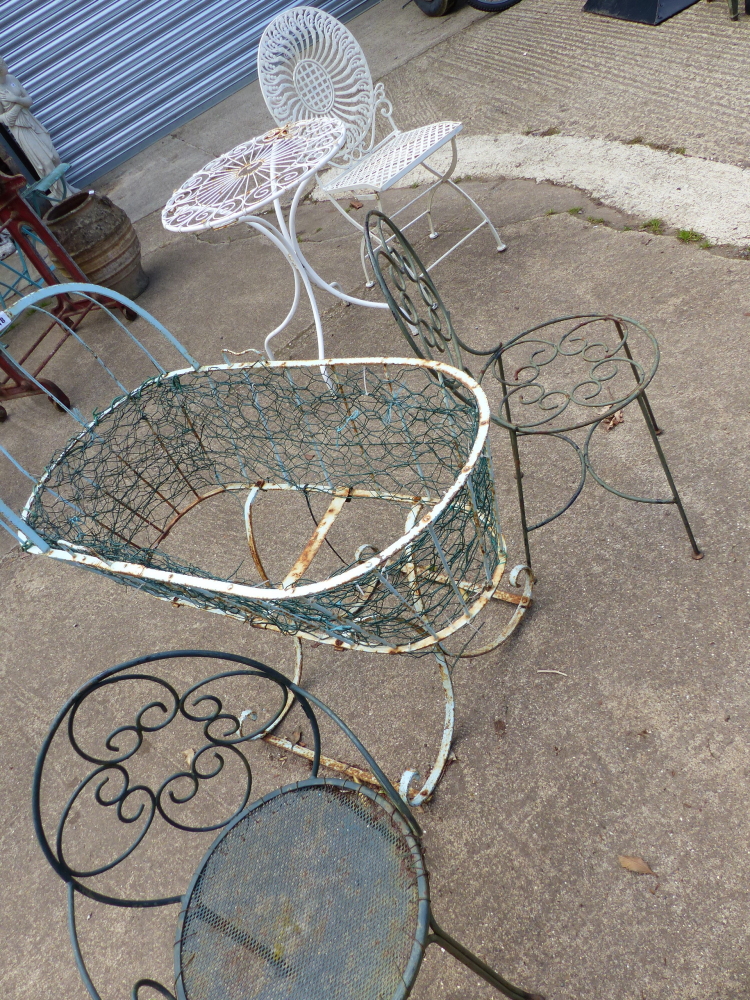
364,210,701,568
33,649,545,1000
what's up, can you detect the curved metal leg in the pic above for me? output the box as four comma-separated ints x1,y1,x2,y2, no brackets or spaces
248,637,303,738
445,176,506,252
132,981,177,1000
428,913,546,1000
583,400,703,560
425,140,458,240
224,260,301,362
421,138,506,253
455,564,534,658
262,265,301,360
398,647,455,807
287,182,389,310
68,883,105,1000
228,211,327,360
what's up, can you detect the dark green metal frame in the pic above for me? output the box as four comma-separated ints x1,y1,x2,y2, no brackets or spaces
33,649,544,1000
364,210,702,568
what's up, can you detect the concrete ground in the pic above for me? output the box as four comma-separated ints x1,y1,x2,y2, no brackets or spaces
3,2,750,1000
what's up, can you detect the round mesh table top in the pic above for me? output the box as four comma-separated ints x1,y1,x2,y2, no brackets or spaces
176,779,429,1000
161,118,346,233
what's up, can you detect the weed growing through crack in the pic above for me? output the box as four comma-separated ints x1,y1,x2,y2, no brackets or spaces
568,207,583,215
677,229,705,243
545,209,558,216
587,216,606,225
642,219,664,235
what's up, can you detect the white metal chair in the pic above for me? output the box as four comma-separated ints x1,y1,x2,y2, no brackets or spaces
257,6,505,285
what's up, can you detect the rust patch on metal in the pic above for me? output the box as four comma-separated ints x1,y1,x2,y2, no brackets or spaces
261,734,382,789
282,488,350,588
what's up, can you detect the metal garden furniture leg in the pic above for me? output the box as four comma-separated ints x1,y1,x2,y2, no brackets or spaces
257,6,506,287
364,210,702,567
33,649,547,1000
162,119,389,362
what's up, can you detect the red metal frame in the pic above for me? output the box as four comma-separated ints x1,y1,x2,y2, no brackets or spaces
0,173,134,417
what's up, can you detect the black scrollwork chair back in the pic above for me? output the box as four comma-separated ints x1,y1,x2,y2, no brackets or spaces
33,650,545,1000
364,211,701,567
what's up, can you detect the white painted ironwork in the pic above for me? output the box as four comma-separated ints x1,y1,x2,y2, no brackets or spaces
258,6,505,278
162,118,386,360
162,119,346,233
259,6,393,167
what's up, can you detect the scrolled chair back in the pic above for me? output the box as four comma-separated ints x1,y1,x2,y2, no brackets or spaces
258,7,380,164
364,211,472,375
32,651,420,999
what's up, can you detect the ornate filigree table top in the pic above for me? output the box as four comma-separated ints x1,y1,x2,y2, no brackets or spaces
162,118,346,233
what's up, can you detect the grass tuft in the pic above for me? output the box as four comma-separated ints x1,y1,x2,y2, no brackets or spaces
642,218,664,235
677,229,705,243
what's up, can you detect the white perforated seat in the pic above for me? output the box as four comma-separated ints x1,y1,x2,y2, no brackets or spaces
323,121,462,194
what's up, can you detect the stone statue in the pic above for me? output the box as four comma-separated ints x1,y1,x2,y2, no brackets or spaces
0,57,73,200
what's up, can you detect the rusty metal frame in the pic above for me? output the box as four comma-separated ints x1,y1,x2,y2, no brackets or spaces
18,358,523,652
10,355,532,805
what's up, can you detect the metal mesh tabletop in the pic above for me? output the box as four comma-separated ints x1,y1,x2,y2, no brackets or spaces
177,779,429,1000
162,119,346,233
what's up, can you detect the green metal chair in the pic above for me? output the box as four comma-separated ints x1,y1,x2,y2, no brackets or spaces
364,210,702,568
33,649,545,1000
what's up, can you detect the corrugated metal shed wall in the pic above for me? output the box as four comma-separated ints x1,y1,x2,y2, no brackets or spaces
3,0,381,187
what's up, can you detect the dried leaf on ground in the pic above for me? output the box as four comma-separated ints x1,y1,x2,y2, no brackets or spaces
349,199,363,210
182,748,195,768
291,730,303,746
494,718,507,738
602,409,625,431
618,855,656,875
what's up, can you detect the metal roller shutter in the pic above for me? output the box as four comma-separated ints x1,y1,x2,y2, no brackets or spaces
3,0,381,187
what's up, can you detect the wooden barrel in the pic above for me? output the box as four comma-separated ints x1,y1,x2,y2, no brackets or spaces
45,191,149,299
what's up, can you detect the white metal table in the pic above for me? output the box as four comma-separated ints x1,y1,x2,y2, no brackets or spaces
162,118,388,360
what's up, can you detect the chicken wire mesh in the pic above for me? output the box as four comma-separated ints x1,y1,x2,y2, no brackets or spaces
16,356,506,654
